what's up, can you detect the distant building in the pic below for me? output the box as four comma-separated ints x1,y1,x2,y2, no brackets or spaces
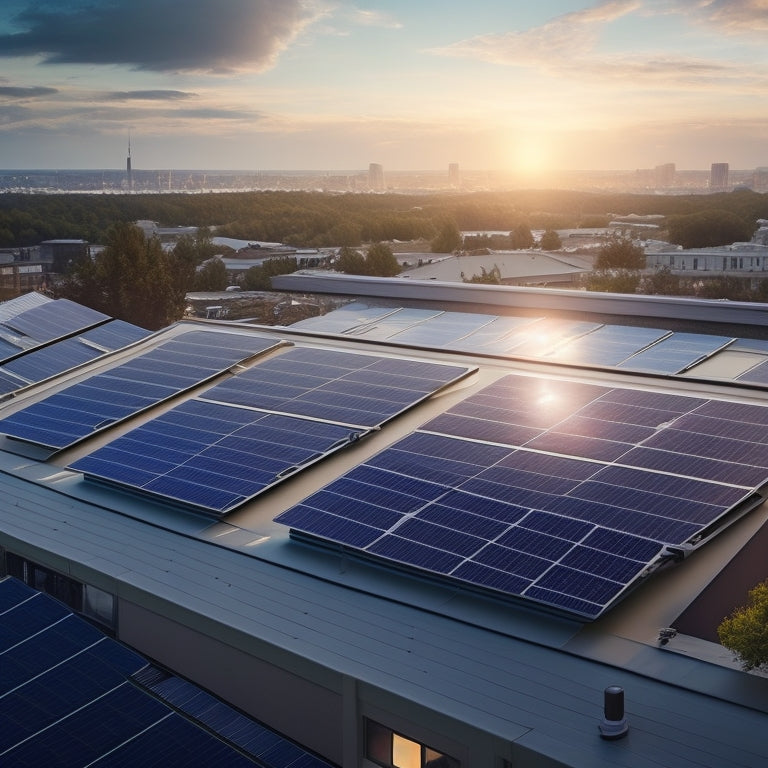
448,163,460,187
753,167,768,192
39,239,89,272
654,163,675,188
710,162,729,191
368,162,384,190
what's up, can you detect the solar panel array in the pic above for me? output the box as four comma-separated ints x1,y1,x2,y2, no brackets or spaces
292,305,751,377
70,349,473,515
0,330,280,450
275,373,768,619
0,578,332,767
0,295,152,396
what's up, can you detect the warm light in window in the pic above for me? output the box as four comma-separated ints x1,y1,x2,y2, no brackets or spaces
392,733,421,768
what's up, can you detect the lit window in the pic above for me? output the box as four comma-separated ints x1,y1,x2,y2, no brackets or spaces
365,719,459,768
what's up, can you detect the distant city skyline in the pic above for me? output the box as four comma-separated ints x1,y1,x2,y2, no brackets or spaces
1,1,767,174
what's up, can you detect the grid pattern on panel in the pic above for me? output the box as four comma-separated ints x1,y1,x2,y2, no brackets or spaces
138,670,336,768
2,298,109,342
549,325,671,367
0,579,281,767
276,374,768,619
70,349,473,515
79,319,152,350
0,330,281,450
70,400,358,515
1,337,103,383
617,333,734,374
200,346,472,427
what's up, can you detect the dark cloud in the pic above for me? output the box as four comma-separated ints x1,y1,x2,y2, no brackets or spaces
0,0,314,73
105,90,196,101
0,85,58,98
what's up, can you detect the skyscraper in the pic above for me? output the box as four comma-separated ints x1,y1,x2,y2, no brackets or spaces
368,163,384,191
710,162,729,191
126,136,133,193
448,163,460,187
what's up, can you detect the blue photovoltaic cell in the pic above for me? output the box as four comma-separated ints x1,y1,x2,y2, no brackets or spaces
2,337,103,382
79,319,152,349
550,325,670,367
276,372,768,619
201,346,472,426
617,332,734,374
2,298,109,342
0,330,280,449
70,399,358,514
0,579,303,768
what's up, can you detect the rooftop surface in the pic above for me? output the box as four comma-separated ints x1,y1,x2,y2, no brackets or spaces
1,290,768,766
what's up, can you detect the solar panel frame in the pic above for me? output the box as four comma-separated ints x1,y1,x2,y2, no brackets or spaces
276,372,768,620
0,330,282,450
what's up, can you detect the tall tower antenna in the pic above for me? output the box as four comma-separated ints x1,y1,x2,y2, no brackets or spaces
126,134,133,193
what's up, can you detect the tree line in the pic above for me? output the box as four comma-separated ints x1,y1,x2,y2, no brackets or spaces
2,187,766,250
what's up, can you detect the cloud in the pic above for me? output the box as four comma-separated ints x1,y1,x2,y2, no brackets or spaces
347,7,402,29
428,0,767,91
687,0,768,34
429,0,642,66
0,0,319,73
105,90,197,101
0,85,58,98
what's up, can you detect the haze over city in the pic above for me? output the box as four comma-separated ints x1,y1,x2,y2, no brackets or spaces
0,0,767,175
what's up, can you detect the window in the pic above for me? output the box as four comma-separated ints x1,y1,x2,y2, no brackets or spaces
365,719,459,768
4,552,116,632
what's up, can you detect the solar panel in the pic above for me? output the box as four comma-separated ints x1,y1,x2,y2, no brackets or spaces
79,318,152,350
549,325,671,367
70,401,359,515
617,332,734,374
1,337,104,382
276,373,768,619
2,298,109,342
70,348,474,515
0,330,281,450
200,346,472,427
0,579,301,767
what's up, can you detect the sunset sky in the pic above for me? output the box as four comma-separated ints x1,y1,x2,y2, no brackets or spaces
1,0,766,173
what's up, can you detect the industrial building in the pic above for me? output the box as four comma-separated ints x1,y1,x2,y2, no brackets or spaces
1,284,768,767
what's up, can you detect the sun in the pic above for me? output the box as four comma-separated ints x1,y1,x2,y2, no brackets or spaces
507,134,554,178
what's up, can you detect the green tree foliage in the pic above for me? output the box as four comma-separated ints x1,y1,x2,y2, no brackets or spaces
241,256,299,291
193,257,229,291
510,223,534,250
594,235,645,270
336,243,400,276
642,265,681,295
335,246,367,275
56,222,186,329
539,229,562,250
583,270,640,294
431,218,462,253
462,265,502,284
718,579,768,672
667,210,754,248
364,242,401,276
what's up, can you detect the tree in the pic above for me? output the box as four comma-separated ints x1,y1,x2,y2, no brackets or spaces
462,265,501,284
364,242,401,276
241,256,299,291
642,265,681,296
583,270,640,294
335,246,367,275
594,235,645,271
667,210,753,249
510,223,534,250
539,229,562,251
718,579,768,672
431,218,462,253
193,257,229,291
56,221,187,329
